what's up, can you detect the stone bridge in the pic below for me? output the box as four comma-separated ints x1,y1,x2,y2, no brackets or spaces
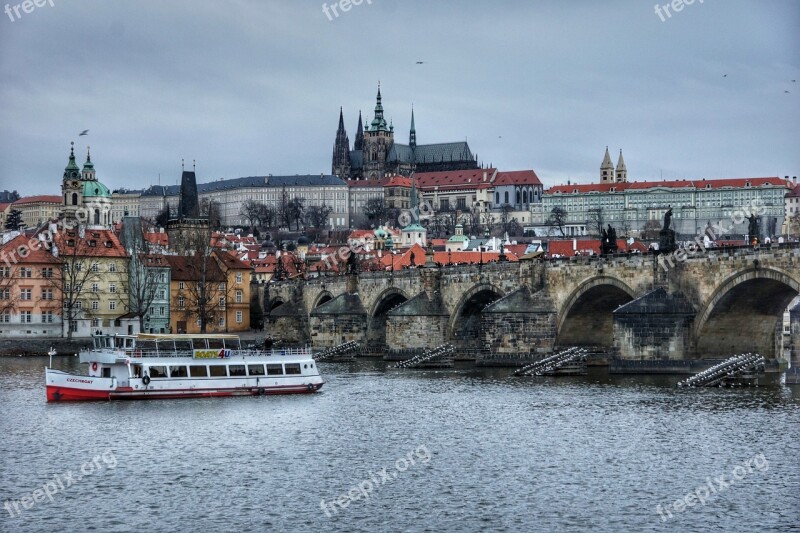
265,245,800,366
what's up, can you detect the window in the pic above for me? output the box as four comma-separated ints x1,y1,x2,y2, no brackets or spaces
440,198,450,210
219,316,225,327
42,311,54,323
75,301,82,309
42,288,53,300
189,366,208,378
236,272,243,283
178,282,185,289
235,290,243,303
0,266,10,278
20,289,32,301
108,263,117,272
91,318,101,328
236,311,243,323
91,301,99,310
169,366,188,378
109,284,116,293
228,365,246,376
157,290,165,299
91,283,99,293
149,366,168,378
266,364,284,376
20,311,32,323
178,297,185,308
42,267,53,278
209,365,227,377
219,297,225,309
109,301,116,311
0,289,9,300
284,363,302,375
20,268,32,278
218,282,225,290
247,364,265,376
159,306,165,316
91,263,99,273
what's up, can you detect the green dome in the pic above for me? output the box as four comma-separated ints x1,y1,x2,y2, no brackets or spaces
82,180,111,198
374,226,388,238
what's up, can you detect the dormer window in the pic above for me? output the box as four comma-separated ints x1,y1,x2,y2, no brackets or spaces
67,239,75,247
745,182,751,187
706,184,711,189
88,240,96,247
105,241,113,248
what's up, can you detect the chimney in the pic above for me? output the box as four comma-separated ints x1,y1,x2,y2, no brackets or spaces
794,176,797,186
483,171,487,182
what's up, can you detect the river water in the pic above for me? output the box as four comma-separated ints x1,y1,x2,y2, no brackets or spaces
1,356,798,532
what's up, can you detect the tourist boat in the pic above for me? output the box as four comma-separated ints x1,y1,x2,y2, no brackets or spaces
45,333,324,402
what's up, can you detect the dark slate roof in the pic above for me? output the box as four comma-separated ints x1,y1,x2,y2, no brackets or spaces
413,142,474,164
386,142,475,165
270,300,306,317
484,287,555,314
614,288,696,315
310,293,366,316
387,292,448,317
142,175,346,197
141,185,180,197
349,150,363,170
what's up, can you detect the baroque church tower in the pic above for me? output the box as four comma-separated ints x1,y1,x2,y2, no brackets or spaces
61,142,112,228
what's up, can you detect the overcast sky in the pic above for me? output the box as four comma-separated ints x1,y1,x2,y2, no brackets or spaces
0,0,798,196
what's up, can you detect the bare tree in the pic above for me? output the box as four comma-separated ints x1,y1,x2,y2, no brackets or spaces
120,221,162,332
499,204,518,236
587,208,605,237
200,198,222,229
619,216,632,239
239,199,261,228
364,198,387,225
257,204,276,228
50,231,101,339
277,188,291,229
0,264,15,316
288,197,305,231
155,204,170,227
642,219,662,240
546,206,568,237
306,204,333,230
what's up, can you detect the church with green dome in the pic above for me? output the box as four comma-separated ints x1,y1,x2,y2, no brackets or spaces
61,142,113,228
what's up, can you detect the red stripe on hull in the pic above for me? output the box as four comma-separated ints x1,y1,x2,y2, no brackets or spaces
46,383,323,402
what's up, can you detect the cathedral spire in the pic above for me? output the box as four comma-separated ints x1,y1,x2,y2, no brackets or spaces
409,106,417,149
354,110,364,151
332,107,351,178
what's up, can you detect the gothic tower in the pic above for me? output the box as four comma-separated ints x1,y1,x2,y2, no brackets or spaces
362,84,394,180
354,110,364,151
331,107,351,179
409,106,417,149
615,149,627,183
600,146,615,183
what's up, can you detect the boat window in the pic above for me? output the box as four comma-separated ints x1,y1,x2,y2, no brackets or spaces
190,366,208,378
248,364,265,376
149,366,168,378
228,365,246,376
284,363,302,375
266,364,284,376
208,339,225,350
174,340,193,356
102,367,111,378
209,365,227,377
169,366,188,378
138,340,158,355
131,364,142,378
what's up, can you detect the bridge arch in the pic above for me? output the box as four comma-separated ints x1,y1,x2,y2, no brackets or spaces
367,288,410,350
557,276,636,347
268,298,286,312
694,267,799,358
449,283,505,347
312,291,334,309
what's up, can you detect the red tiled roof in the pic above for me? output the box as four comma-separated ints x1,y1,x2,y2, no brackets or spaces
412,168,497,190
52,229,127,258
164,255,226,282
494,170,542,186
547,239,647,257
13,195,63,205
0,203,10,212
347,178,388,188
385,176,413,187
144,232,168,246
0,235,61,264
546,177,788,194
788,184,800,198
214,250,252,271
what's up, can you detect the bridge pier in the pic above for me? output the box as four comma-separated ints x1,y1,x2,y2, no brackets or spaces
613,288,695,361
480,287,557,365
385,268,449,360
308,275,368,348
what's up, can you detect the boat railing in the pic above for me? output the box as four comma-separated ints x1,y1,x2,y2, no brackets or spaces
93,347,311,359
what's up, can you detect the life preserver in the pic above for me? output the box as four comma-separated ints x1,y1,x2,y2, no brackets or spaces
91,362,98,372
142,375,151,385
307,383,315,391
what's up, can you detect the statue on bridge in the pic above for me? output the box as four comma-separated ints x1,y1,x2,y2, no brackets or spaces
663,207,673,231
658,206,677,254
601,224,618,255
346,248,359,274
746,213,760,244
